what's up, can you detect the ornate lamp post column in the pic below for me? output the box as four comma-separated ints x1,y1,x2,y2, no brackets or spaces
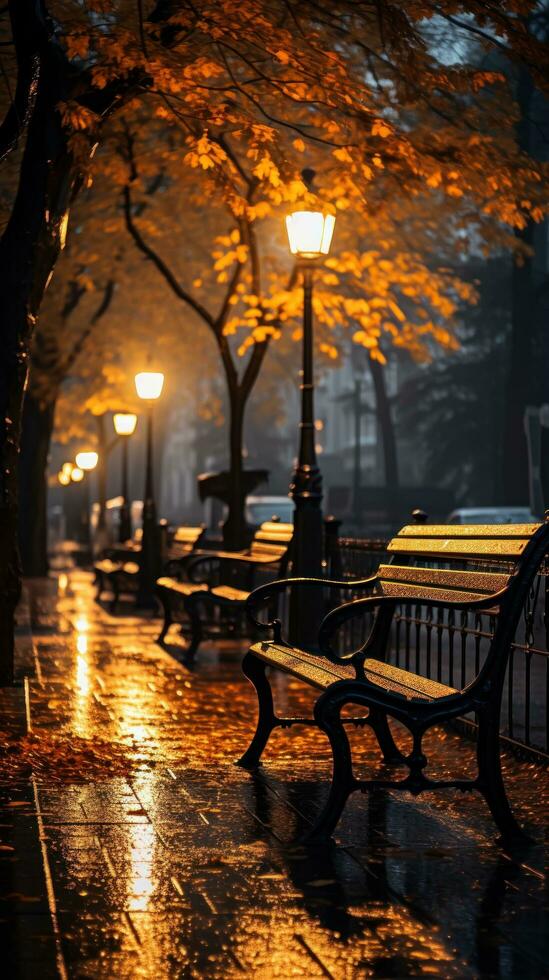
285,170,336,648
113,412,138,542
134,371,164,608
75,451,98,557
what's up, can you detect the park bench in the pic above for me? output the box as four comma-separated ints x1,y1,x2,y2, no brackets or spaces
239,518,549,845
156,520,293,659
95,524,206,611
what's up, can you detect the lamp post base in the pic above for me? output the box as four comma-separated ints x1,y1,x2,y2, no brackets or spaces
119,503,132,544
137,500,159,610
289,499,324,650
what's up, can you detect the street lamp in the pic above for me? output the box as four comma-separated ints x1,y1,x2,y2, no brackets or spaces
135,371,164,607
113,412,138,542
285,169,335,648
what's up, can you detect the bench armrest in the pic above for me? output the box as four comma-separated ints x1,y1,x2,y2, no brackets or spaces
246,574,379,637
318,589,508,669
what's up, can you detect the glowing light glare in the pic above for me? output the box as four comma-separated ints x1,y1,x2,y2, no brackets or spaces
285,210,335,258
71,467,84,483
314,419,324,431
58,471,71,486
135,372,164,401
58,573,68,593
75,451,98,471
76,633,88,656
76,651,90,693
61,462,74,476
113,412,138,436
75,615,89,633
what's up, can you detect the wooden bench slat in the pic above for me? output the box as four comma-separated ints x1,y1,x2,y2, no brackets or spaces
251,641,354,689
362,659,457,700
397,523,540,538
156,577,207,596
250,642,457,701
257,522,293,536
387,537,529,558
249,544,288,558
378,564,510,594
173,526,205,543
377,581,498,605
211,585,250,603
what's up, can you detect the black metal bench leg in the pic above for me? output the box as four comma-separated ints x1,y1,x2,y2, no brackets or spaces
237,652,277,769
156,594,172,645
368,708,405,764
109,576,120,614
476,708,531,844
304,694,355,843
184,596,204,662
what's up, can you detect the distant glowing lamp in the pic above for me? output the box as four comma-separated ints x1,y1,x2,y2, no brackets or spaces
61,462,74,477
58,470,71,486
75,451,98,471
71,467,84,483
135,372,164,401
113,412,138,436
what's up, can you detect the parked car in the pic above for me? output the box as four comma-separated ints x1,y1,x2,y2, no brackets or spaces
446,507,538,524
245,495,294,527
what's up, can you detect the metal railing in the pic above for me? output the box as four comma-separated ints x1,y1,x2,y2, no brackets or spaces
335,537,549,763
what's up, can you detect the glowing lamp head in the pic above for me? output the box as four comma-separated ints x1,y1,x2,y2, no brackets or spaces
61,461,74,477
113,412,138,436
58,470,71,486
135,371,164,401
75,451,98,471
285,210,335,259
71,466,84,483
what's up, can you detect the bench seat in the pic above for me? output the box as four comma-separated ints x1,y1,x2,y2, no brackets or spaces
250,641,457,700
156,576,207,597
94,558,121,576
211,585,250,603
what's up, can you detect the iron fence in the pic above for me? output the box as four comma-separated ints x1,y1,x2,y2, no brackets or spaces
334,537,549,764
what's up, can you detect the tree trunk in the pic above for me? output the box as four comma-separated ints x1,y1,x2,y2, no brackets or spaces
367,355,400,521
223,389,247,550
0,42,78,683
501,62,542,504
19,392,55,576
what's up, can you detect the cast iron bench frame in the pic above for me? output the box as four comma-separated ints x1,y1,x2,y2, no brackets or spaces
239,518,549,845
156,521,293,660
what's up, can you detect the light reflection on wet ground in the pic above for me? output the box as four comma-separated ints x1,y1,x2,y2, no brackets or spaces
1,571,547,978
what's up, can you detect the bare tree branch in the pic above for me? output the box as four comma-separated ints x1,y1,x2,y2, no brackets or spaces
123,182,215,329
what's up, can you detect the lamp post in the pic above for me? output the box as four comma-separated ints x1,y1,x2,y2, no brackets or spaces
75,451,98,557
135,371,164,607
285,169,335,647
113,412,138,542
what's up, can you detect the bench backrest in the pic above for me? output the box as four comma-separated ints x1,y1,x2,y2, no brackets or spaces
376,520,549,694
168,524,206,560
249,521,293,570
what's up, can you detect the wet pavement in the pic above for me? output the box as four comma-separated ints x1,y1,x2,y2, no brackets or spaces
1,571,548,979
